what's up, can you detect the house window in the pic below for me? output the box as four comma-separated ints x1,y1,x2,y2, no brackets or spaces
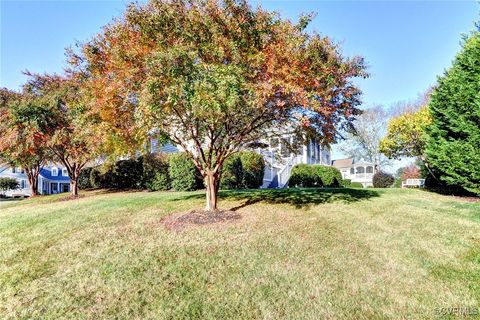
12,167,16,173
366,166,373,173
20,180,26,189
356,167,365,174
62,169,68,177
350,168,354,175
52,168,58,176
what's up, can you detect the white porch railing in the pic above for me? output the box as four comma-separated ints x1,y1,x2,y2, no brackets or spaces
352,173,374,179
277,155,301,188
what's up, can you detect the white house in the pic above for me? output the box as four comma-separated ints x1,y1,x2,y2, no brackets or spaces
0,164,72,197
331,158,376,188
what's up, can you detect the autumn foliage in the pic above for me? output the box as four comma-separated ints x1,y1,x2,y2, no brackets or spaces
73,0,367,210
400,164,421,181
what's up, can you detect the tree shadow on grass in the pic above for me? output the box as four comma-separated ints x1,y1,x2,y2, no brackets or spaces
172,188,380,210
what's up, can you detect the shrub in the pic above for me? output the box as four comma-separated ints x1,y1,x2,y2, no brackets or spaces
109,159,143,189
78,167,93,189
373,171,395,188
239,151,265,189
342,179,352,187
315,165,342,187
0,177,19,196
289,164,319,187
89,167,111,189
89,155,172,191
289,164,342,188
350,182,363,188
141,154,171,191
146,171,171,191
220,154,243,189
169,153,203,191
89,159,142,189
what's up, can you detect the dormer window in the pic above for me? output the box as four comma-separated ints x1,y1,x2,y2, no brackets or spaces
52,168,58,176
62,169,68,177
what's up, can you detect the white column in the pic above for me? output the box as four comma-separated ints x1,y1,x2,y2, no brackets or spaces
302,143,308,164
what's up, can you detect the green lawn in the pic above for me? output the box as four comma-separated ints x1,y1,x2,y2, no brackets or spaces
1,188,479,319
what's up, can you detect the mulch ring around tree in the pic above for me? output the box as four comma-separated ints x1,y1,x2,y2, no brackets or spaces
160,209,242,232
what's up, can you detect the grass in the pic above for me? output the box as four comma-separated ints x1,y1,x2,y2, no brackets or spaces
0,188,479,319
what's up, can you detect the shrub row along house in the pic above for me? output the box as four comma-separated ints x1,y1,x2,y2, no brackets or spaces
0,134,341,197
150,134,332,190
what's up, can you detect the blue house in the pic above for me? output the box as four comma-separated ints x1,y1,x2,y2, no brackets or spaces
0,164,72,197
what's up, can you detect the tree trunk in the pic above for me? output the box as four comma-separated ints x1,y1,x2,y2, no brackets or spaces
420,155,440,183
26,170,39,196
70,176,79,197
205,171,219,211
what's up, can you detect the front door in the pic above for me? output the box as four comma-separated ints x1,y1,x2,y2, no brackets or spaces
50,183,58,194
60,183,70,193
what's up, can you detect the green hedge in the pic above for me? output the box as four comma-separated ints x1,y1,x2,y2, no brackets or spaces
111,159,144,189
86,152,262,192
87,155,173,191
142,155,170,191
168,153,203,191
220,154,243,189
289,164,342,188
220,151,265,189
350,182,363,188
78,167,93,189
289,164,320,187
342,179,352,187
239,152,265,189
89,167,111,189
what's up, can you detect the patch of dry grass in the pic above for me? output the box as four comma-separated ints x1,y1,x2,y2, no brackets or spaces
0,188,479,319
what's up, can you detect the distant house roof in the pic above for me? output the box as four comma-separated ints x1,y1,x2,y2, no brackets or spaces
40,168,71,181
331,158,354,168
353,159,374,167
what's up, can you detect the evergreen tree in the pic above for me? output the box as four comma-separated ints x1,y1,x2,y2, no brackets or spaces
426,28,480,195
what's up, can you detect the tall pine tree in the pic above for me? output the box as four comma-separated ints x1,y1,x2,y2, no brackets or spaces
426,27,480,195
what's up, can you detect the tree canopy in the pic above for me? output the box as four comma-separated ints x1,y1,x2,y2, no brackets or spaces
380,106,432,160
338,106,389,171
22,72,103,196
74,0,367,210
0,89,51,196
426,29,480,195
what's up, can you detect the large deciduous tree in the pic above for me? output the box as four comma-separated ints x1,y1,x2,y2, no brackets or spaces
23,72,102,197
76,0,367,211
338,106,389,171
426,29,480,195
0,89,51,196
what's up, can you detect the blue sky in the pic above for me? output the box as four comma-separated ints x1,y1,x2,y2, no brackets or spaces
1,0,478,164
1,1,477,106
